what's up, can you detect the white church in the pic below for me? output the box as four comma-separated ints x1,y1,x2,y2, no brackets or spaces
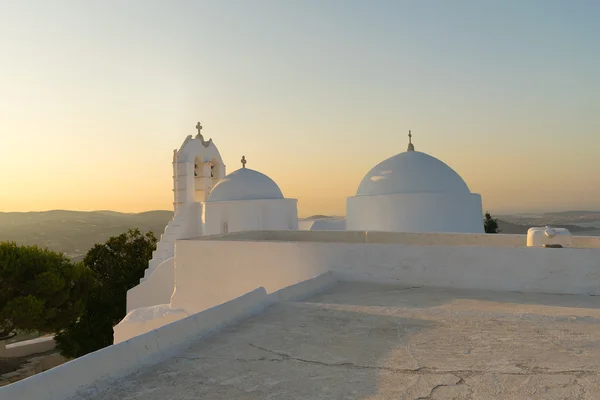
133,123,485,309
6,122,600,400
167,123,483,241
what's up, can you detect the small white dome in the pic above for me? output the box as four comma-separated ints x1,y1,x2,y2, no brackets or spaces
207,168,284,202
356,151,470,196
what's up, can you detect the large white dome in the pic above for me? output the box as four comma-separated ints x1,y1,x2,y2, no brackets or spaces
356,151,471,196
207,168,284,202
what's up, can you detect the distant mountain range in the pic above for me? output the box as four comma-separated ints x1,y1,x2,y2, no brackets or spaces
0,210,598,261
0,210,173,261
496,220,597,235
498,211,600,227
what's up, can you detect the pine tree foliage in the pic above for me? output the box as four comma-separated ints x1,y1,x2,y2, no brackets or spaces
484,212,500,234
55,229,156,358
0,242,91,341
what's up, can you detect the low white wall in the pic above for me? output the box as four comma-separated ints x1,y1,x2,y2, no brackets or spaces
1,272,339,400
0,288,270,400
127,257,175,312
267,270,338,303
197,230,600,249
0,336,56,358
171,240,325,314
572,235,600,248
170,237,600,316
364,231,525,247
198,230,527,247
113,305,188,344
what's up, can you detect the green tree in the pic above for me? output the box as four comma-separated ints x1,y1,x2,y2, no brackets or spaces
55,229,157,358
0,242,91,341
484,212,500,234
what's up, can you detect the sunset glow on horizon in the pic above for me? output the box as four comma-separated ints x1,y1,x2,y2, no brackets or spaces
1,1,599,217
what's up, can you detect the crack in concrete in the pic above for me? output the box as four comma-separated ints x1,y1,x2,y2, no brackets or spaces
514,363,597,376
248,342,394,371
415,376,461,400
405,344,421,370
574,377,586,400
174,355,281,363
460,377,474,400
247,343,598,378
155,334,163,357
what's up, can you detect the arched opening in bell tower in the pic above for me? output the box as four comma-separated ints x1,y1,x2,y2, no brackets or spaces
210,157,222,186
194,155,209,202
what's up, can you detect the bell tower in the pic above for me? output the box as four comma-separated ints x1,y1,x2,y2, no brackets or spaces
144,121,227,283
173,122,226,214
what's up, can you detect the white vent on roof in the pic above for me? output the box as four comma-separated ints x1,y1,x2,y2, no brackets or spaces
527,226,572,248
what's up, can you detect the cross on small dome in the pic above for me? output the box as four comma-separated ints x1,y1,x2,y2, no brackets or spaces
241,155,247,168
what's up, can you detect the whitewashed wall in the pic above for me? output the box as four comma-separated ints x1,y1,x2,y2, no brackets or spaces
114,305,188,344
572,234,600,248
0,289,269,400
197,230,600,249
204,198,298,235
128,230,600,315
1,273,337,400
128,257,175,312
170,236,600,315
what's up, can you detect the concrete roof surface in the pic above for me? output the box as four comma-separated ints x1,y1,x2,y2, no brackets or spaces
79,282,600,399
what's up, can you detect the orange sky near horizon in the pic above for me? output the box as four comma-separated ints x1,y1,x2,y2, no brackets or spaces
1,1,599,217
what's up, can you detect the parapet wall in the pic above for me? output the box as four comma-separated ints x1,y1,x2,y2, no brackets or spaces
0,273,338,400
570,234,600,249
171,235,600,315
197,230,600,249
127,257,175,312
0,288,269,400
130,230,600,315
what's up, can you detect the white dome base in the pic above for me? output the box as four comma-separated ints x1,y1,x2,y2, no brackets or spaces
204,198,298,235
347,192,484,233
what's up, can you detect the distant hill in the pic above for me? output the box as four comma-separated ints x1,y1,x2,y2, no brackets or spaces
498,211,600,228
0,210,173,261
302,214,598,235
497,219,597,235
304,215,344,220
542,211,600,217
2,210,597,262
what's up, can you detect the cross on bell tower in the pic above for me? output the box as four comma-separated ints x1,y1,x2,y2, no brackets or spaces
407,130,415,152
194,121,212,147
241,155,247,168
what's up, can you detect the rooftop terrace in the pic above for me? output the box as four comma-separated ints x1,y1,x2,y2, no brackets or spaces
80,282,600,399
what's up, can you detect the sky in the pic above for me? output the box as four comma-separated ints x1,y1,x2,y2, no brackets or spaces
1,0,599,217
